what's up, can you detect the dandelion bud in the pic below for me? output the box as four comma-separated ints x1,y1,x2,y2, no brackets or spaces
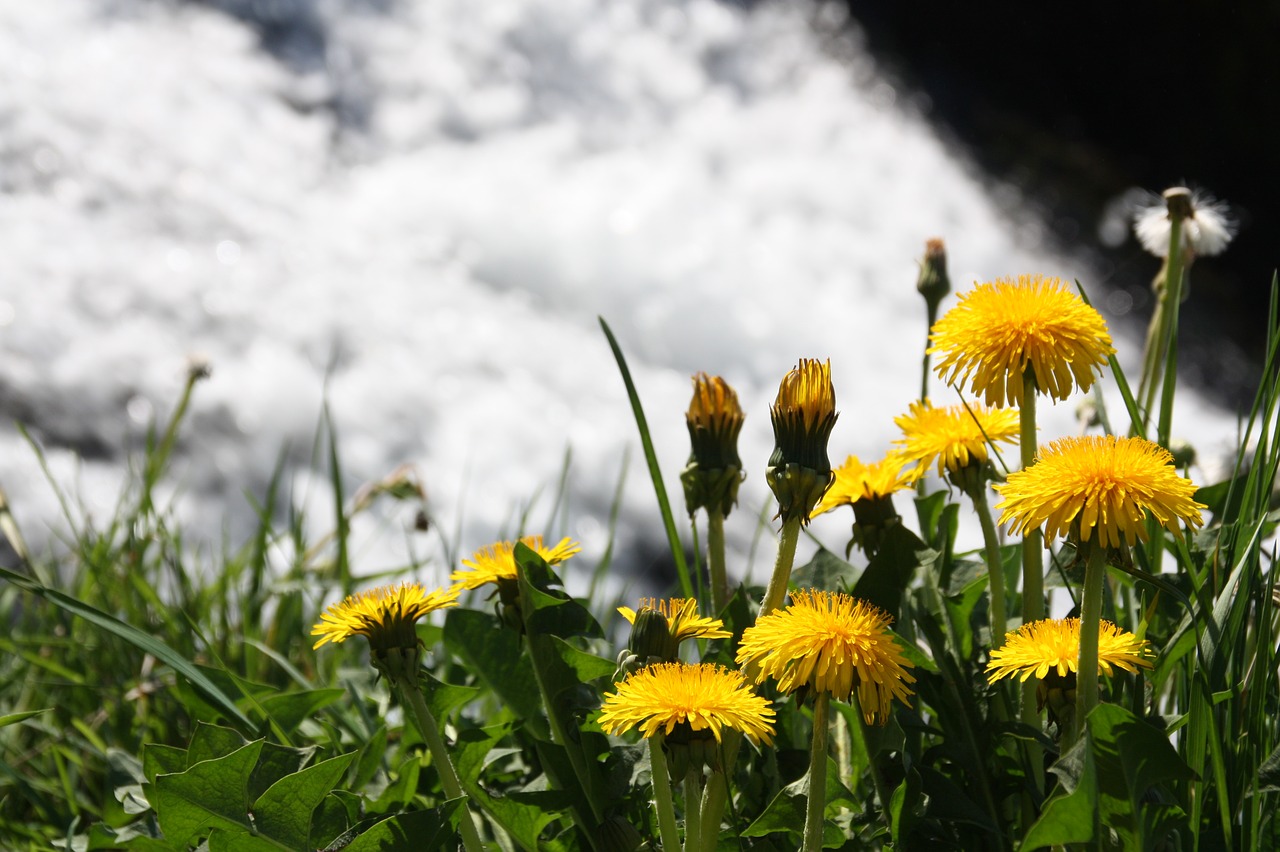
916,237,951,311
680,373,746,517
766,359,837,525
626,607,678,665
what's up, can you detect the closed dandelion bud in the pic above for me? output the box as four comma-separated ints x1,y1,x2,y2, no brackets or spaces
627,607,678,665
767,359,837,525
1169,438,1196,469
617,598,731,667
916,237,951,311
681,373,746,517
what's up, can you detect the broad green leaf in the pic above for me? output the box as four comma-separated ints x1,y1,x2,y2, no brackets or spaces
206,828,278,852
790,549,857,592
248,742,319,805
153,739,264,847
186,722,248,767
420,669,481,724
549,637,616,685
253,752,356,849
309,792,357,851
855,524,934,622
443,608,543,727
141,744,186,785
1021,735,1097,849
350,725,388,791
258,688,345,734
368,755,421,815
453,723,563,850
343,804,462,852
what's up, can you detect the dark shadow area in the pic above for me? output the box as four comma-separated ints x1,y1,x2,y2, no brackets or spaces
848,0,1280,409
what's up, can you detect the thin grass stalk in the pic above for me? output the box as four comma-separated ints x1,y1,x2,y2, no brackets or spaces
648,738,680,852
760,516,801,617
802,693,830,852
397,677,485,852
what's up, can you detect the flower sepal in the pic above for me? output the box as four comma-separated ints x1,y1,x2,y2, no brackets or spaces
766,459,833,527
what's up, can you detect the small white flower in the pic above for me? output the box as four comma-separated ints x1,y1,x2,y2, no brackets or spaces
1133,187,1236,258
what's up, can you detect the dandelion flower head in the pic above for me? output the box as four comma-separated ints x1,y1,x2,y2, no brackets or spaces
451,536,581,590
986,618,1155,684
312,582,460,650
737,589,916,725
811,452,914,518
928,275,1115,407
598,662,776,745
618,598,731,643
995,434,1205,548
893,400,1020,480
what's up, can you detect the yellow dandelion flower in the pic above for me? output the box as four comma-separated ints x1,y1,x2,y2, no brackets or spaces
929,275,1115,407
768,359,838,524
737,589,916,725
811,453,914,518
311,582,459,650
618,598,731,643
994,435,1206,548
893,400,1020,480
598,662,775,745
451,535,582,590
986,618,1155,684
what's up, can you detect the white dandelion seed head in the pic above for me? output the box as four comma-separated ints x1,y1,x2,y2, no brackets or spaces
1133,187,1236,258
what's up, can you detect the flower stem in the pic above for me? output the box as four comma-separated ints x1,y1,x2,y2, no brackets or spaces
698,769,728,852
683,767,703,852
1074,544,1108,738
760,516,801,617
707,508,729,614
802,693,831,852
1018,370,1044,799
648,738,680,852
397,677,485,852
1155,212,1185,450
968,483,1007,649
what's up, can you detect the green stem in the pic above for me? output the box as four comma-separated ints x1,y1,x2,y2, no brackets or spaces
760,516,801,617
683,767,703,852
1074,545,1108,738
707,508,729,614
699,769,728,852
398,677,485,852
802,693,831,852
969,484,1008,649
1018,370,1045,801
1156,214,1186,450
649,738,680,852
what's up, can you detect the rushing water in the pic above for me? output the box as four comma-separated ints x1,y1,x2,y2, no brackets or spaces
0,0,1237,595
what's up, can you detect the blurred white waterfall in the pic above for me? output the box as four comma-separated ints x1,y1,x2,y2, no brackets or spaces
0,0,1236,594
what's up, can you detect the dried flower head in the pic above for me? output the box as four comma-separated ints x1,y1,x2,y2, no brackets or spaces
1134,187,1235,258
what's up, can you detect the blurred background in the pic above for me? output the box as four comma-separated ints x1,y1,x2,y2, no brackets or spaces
1,0,1273,597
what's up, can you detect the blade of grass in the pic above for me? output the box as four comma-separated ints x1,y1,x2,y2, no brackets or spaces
0,565,255,731
598,317,692,598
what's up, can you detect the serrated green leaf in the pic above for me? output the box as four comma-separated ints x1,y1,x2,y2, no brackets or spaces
153,739,264,847
187,722,249,767
142,744,187,785
253,752,355,849
350,725,388,791
368,755,420,815
309,792,355,851
248,742,318,805
548,638,615,685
